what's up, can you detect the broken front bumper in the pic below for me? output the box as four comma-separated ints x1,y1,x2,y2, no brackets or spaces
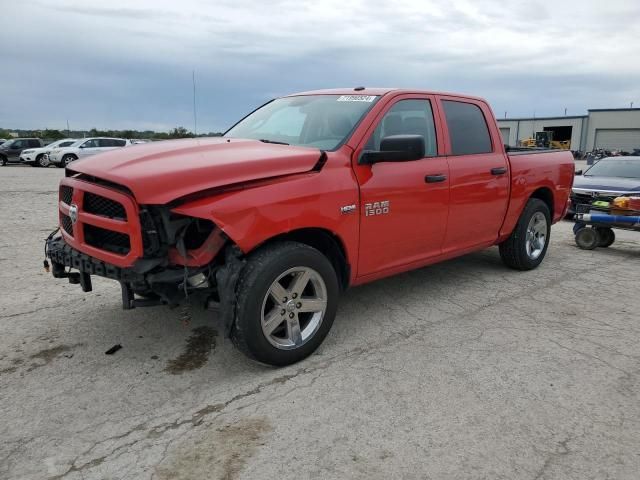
47,236,146,283
47,235,245,334
47,236,207,307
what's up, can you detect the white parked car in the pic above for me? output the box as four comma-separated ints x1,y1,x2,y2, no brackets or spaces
19,138,77,167
48,137,131,168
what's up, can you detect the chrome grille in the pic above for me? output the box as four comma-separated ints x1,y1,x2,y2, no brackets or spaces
83,192,127,220
84,224,130,254
60,213,73,236
60,185,73,205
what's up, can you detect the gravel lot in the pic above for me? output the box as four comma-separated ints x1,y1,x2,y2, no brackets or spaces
1,165,639,480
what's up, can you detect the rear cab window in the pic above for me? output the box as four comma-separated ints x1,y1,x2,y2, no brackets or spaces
442,100,492,155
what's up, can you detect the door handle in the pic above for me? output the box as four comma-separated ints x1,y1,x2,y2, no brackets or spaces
491,167,507,175
425,174,447,183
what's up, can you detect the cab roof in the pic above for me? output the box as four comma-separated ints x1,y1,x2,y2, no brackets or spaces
286,87,486,102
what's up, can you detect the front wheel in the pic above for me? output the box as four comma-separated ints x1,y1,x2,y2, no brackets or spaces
575,227,600,250
36,154,49,168
232,241,339,366
499,198,551,270
0,156,6,166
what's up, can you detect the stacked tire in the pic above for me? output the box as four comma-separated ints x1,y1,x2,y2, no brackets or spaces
574,227,615,250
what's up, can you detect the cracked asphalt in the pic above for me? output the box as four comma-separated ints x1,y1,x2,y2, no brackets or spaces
1,166,639,479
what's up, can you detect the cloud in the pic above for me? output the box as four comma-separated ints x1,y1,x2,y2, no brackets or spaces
1,0,638,131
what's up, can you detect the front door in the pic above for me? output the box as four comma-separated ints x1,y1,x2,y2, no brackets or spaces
78,139,101,158
352,96,450,276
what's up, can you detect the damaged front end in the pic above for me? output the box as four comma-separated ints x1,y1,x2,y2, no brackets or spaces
46,177,246,334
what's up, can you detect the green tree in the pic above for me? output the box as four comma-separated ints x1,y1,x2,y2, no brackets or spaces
168,127,192,138
41,129,65,140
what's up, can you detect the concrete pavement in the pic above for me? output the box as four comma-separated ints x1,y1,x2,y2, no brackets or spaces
1,166,638,479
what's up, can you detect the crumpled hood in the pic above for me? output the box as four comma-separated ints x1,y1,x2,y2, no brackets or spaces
68,137,322,204
573,175,640,194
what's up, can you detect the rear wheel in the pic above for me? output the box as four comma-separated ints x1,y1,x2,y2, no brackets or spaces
62,154,76,166
232,241,339,366
596,227,615,248
0,155,6,166
575,227,600,250
499,198,551,270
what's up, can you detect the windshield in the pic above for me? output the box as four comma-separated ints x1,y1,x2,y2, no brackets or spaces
225,94,379,150
585,158,640,179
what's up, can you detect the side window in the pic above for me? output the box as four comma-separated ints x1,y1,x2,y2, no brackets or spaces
365,99,437,156
60,141,74,147
13,140,24,148
113,139,126,147
83,139,99,148
442,100,492,155
28,139,40,147
98,139,115,147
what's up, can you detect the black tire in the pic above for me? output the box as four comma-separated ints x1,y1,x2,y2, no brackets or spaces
232,241,339,366
0,155,6,166
62,154,77,167
596,227,615,248
36,154,47,168
499,198,551,271
575,227,600,250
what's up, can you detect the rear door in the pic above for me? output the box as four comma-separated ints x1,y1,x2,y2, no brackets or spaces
97,138,117,153
9,140,26,159
352,95,450,276
438,97,510,252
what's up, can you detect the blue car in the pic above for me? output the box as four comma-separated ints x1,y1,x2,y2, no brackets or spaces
570,156,640,215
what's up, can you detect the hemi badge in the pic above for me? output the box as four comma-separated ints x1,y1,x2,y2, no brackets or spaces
340,204,357,214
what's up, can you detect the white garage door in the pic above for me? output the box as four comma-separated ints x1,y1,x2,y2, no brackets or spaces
594,129,640,151
499,128,510,145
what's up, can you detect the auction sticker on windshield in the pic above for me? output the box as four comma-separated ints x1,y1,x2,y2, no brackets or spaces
336,95,377,102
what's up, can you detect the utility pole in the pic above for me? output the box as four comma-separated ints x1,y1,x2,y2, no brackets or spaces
564,108,567,116
504,111,507,119
192,70,197,136
632,102,635,108
66,119,70,136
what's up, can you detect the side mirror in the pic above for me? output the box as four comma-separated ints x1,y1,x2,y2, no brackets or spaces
359,135,426,165
575,169,583,175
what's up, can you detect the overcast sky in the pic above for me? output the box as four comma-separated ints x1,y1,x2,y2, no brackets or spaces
1,0,639,132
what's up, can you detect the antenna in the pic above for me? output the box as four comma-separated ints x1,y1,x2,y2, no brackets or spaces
192,70,197,136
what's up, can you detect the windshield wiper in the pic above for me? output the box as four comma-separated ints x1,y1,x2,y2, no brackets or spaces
258,138,289,145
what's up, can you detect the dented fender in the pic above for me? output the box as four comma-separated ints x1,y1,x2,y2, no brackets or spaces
170,147,361,280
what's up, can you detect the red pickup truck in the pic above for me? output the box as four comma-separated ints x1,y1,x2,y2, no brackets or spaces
47,88,574,365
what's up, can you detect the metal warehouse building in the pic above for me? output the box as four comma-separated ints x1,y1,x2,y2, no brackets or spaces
497,108,640,152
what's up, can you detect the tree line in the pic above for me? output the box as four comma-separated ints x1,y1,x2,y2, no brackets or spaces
0,127,224,141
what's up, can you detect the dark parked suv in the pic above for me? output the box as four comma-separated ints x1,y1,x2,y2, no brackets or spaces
0,138,43,166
